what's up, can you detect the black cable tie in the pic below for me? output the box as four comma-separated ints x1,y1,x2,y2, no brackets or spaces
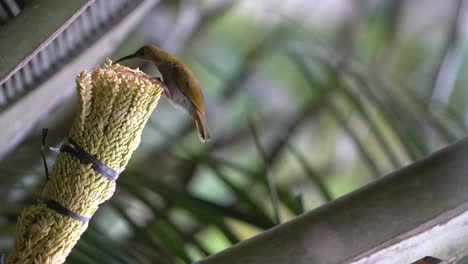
41,130,119,181
41,129,64,180
43,198,90,222
41,128,51,180
61,138,119,181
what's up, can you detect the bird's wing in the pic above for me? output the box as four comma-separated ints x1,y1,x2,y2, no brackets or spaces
171,63,206,113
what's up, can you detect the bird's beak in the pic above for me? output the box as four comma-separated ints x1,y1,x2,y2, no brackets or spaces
115,53,138,64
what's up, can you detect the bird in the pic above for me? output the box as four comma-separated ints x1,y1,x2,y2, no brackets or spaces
115,45,210,142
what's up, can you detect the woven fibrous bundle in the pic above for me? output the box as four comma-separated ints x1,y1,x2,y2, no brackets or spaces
7,59,163,264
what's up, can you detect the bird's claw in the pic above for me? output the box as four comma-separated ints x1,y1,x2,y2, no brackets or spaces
148,76,171,98
150,76,163,83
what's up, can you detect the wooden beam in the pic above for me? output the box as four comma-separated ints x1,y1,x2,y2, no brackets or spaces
198,137,468,263
0,0,93,85
0,0,158,158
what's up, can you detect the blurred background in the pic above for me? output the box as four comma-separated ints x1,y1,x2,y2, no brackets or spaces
1,0,467,263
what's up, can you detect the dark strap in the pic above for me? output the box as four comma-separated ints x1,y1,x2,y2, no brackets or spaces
41,128,63,180
43,198,90,222
61,138,119,181
41,129,57,180
41,129,50,180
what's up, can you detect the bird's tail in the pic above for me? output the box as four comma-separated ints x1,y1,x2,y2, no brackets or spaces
193,110,211,142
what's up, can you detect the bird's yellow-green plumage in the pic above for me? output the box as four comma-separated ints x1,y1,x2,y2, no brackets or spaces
115,45,210,141
146,46,205,113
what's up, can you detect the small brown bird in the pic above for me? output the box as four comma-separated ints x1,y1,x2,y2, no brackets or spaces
116,45,211,142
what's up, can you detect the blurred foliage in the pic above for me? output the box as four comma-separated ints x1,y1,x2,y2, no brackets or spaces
1,0,468,263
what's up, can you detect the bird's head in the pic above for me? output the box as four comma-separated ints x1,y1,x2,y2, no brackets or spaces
115,45,152,63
